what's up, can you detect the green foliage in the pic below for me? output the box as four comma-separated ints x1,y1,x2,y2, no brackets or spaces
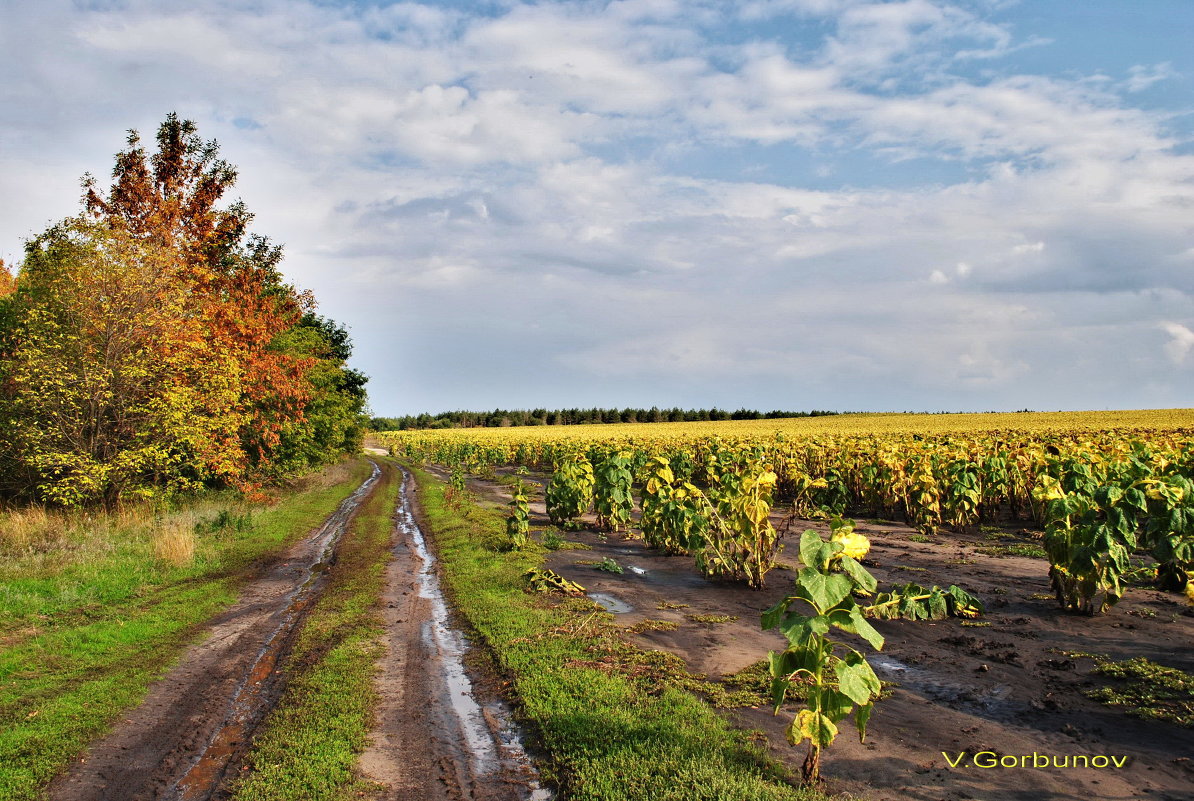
692,463,782,589
546,456,595,527
593,451,634,532
506,480,530,549
640,456,708,555
861,583,984,620
762,529,883,784
596,557,624,574
1034,475,1139,613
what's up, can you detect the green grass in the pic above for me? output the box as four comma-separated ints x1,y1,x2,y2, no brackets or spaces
0,458,375,801
230,460,401,800
409,463,831,801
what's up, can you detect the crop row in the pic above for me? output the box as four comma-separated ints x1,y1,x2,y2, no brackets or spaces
379,421,1194,613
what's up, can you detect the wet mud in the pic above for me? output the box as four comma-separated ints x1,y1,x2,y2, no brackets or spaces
358,467,548,801
464,467,1194,801
49,461,383,801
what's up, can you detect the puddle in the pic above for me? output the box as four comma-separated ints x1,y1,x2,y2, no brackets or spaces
177,461,383,801
397,470,550,799
871,654,1013,717
587,592,634,614
627,566,648,576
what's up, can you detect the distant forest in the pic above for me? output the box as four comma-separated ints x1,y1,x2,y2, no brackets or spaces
371,407,839,430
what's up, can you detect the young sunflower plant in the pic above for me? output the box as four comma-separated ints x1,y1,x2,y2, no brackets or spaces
762,525,883,784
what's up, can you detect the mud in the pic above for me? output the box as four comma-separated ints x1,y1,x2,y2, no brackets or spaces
48,461,383,801
357,468,548,801
468,468,1194,801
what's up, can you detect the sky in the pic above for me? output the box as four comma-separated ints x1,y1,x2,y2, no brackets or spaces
2,0,1192,416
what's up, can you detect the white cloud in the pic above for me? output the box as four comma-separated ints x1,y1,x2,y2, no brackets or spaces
2,0,1192,413
1124,63,1176,93
1161,323,1194,365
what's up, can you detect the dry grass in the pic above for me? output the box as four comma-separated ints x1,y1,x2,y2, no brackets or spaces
152,517,196,566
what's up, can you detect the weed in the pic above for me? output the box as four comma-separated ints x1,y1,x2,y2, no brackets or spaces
1083,656,1194,728
908,534,933,544
626,619,680,634
686,613,739,625
977,543,1047,559
596,557,624,574
657,601,690,610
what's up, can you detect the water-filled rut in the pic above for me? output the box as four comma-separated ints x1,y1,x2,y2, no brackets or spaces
49,461,382,801
357,467,548,801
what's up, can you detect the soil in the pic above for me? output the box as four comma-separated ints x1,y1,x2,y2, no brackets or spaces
48,461,385,801
357,467,546,801
464,468,1194,801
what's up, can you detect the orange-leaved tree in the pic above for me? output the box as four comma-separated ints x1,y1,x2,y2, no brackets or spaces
0,218,244,505
0,113,366,505
83,113,360,483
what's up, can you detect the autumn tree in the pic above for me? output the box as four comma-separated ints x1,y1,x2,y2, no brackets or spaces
82,112,366,482
0,219,244,505
0,113,367,505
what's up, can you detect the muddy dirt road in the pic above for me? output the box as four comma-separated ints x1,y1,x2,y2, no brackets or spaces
47,458,547,801
357,468,546,801
49,462,383,801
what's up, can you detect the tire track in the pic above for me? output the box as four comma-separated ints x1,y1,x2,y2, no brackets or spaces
49,461,382,801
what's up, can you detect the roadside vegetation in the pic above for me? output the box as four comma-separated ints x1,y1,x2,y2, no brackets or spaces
409,463,830,801
0,458,373,801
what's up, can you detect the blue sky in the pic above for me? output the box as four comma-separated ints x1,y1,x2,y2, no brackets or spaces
2,0,1192,415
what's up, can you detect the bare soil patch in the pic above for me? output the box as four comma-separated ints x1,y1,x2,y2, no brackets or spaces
462,468,1194,801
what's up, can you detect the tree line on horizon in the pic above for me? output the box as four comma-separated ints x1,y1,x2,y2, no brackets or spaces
0,114,367,507
372,407,839,430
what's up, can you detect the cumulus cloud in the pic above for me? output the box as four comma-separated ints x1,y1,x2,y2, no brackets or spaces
1,0,1192,413
1161,323,1194,365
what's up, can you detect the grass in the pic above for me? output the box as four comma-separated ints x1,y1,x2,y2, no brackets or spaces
0,458,375,801
408,463,830,801
230,460,401,800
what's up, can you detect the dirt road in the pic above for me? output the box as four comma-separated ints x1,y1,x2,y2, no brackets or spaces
357,467,547,801
49,461,382,801
47,460,547,801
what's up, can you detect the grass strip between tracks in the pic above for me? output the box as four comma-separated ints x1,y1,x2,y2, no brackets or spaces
408,463,830,801
229,459,400,801
0,458,376,801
